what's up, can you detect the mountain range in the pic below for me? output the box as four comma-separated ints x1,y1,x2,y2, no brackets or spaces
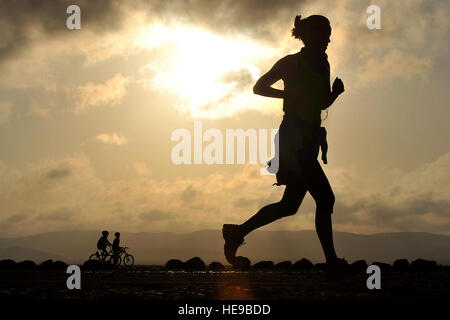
0,230,448,265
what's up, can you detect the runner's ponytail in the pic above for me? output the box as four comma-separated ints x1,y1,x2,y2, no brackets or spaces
291,15,305,39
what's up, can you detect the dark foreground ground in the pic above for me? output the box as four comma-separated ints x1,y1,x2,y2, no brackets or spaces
0,265,448,301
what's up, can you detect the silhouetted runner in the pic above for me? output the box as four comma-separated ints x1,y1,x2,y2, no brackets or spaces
223,15,346,277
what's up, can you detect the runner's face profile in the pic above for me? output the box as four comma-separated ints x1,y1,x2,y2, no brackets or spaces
305,26,331,53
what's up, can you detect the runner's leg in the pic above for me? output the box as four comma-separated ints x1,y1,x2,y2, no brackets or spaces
307,160,337,264
238,181,307,238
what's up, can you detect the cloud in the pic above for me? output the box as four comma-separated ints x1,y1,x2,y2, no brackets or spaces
0,0,448,236
0,152,448,237
37,208,77,221
181,185,198,202
391,152,450,200
144,0,310,42
0,0,126,64
0,101,12,125
219,68,254,91
0,0,309,66
332,152,450,234
140,209,176,221
2,0,448,93
46,167,71,180
134,0,448,89
95,133,128,145
0,153,102,210
133,162,151,176
357,49,432,85
0,0,308,119
316,0,450,87
5,0,447,122
234,197,257,208
72,73,129,112
7,214,28,224
25,103,52,118
0,154,103,234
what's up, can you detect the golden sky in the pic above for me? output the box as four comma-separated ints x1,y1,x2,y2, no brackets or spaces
0,0,449,237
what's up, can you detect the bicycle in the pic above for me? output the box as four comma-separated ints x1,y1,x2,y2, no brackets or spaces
110,246,134,267
88,244,112,263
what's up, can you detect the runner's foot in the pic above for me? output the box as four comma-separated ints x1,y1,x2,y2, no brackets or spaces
222,224,245,264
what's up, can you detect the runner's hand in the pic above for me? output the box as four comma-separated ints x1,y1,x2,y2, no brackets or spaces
332,77,344,96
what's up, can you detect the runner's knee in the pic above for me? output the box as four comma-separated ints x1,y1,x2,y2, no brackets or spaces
277,199,300,217
316,190,335,215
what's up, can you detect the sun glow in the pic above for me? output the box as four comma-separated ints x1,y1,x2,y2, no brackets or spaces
137,24,275,118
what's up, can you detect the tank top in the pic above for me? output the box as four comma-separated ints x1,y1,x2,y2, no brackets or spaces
283,48,330,130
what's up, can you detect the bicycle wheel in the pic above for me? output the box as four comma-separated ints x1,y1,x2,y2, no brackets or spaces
123,254,134,267
110,254,122,266
89,252,100,261
103,253,113,264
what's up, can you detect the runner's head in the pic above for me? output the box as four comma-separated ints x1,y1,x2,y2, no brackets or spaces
115,232,120,238
102,230,109,237
292,15,331,52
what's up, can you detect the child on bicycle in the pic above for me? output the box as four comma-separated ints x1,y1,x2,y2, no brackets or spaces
97,230,111,258
112,232,121,254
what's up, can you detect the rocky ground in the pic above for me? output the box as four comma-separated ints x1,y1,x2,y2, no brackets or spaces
0,265,448,301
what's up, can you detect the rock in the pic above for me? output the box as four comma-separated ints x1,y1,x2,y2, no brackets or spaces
233,256,251,270
252,261,275,270
411,259,438,272
208,261,224,270
184,257,206,270
275,261,293,269
371,262,391,272
39,259,68,270
440,265,450,274
82,259,102,270
293,258,314,270
39,259,54,269
351,260,368,273
102,260,113,270
53,261,69,269
0,259,16,270
392,259,410,272
165,259,185,270
82,259,113,271
16,260,36,270
314,263,327,271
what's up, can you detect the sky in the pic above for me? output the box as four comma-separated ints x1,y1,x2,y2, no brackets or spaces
0,0,449,237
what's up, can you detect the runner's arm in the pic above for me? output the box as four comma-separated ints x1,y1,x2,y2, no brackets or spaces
253,58,286,99
322,77,344,110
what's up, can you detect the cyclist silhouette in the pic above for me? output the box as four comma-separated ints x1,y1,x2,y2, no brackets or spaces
223,15,346,278
112,232,121,254
97,230,111,258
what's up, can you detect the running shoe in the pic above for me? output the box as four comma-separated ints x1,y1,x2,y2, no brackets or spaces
222,224,245,264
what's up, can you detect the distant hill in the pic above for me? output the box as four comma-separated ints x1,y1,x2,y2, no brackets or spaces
0,230,448,265
0,246,66,263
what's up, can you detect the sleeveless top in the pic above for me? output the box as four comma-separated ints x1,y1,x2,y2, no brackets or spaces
267,48,331,186
283,48,331,132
